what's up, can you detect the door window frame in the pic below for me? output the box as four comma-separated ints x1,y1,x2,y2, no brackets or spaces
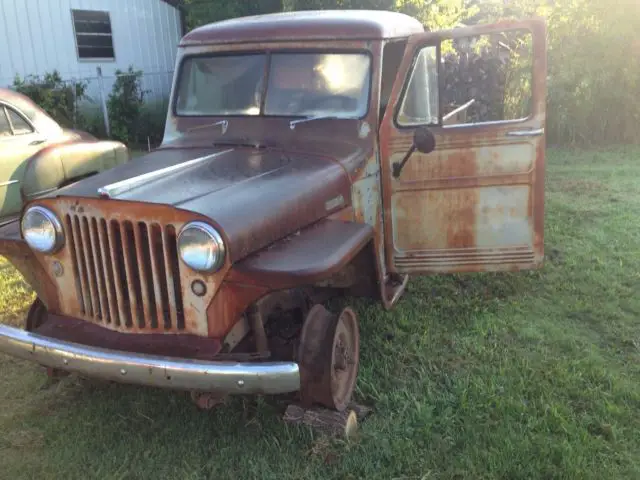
0,103,36,137
0,106,13,139
394,42,442,129
391,25,538,132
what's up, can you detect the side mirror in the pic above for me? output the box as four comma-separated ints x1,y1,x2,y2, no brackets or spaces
413,126,436,154
392,126,436,178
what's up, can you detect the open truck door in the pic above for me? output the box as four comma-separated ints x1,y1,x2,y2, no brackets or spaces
379,19,547,274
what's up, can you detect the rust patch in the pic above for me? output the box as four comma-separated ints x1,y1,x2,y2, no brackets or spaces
206,282,268,338
35,314,223,360
380,18,546,274
327,206,355,222
0,222,59,310
445,190,478,249
533,135,545,259
229,219,373,291
25,197,232,338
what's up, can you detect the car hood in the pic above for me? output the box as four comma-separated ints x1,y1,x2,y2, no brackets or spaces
46,146,352,262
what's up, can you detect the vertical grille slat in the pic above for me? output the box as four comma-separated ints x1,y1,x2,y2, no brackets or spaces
165,225,185,330
133,222,154,328
64,212,186,333
80,217,102,320
121,221,143,328
88,217,110,324
148,224,170,330
109,221,132,328
72,216,93,316
162,226,179,329
65,215,85,315
97,218,119,326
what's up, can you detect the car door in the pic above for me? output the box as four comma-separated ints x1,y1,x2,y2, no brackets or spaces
0,104,47,218
379,18,546,274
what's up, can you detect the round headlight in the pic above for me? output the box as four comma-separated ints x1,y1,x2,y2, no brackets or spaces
21,206,64,254
177,221,225,272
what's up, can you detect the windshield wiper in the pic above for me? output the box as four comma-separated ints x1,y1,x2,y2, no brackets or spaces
289,114,354,130
187,119,228,134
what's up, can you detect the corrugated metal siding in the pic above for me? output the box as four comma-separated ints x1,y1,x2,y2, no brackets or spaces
0,0,182,86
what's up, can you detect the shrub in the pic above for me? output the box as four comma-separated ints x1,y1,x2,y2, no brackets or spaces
106,66,147,145
137,101,167,149
12,70,87,128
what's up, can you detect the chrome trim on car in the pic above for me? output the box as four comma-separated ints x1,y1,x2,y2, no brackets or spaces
0,180,19,187
97,149,233,199
21,205,65,253
178,221,226,272
505,127,545,137
0,324,301,394
25,187,57,198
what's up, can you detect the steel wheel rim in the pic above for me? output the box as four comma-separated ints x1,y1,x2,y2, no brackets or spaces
298,304,360,411
329,307,359,411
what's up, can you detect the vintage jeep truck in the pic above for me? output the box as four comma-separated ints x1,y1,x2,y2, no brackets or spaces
0,11,546,413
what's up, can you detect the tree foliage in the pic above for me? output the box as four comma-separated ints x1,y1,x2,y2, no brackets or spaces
107,66,146,145
12,71,87,128
182,0,284,30
183,0,470,32
470,0,640,145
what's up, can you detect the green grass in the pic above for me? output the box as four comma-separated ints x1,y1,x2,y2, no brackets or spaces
1,146,639,479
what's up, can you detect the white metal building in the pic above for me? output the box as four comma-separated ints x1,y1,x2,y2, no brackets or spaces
0,0,184,100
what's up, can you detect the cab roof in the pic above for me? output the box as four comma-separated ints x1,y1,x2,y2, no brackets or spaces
179,10,425,46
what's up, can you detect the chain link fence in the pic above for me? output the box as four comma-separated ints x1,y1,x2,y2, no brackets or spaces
82,69,173,135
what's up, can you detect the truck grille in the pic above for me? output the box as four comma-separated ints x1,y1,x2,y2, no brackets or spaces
63,214,185,331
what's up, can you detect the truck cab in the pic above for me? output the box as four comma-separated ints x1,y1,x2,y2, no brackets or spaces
0,10,546,414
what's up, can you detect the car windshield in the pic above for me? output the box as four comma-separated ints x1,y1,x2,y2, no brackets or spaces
174,52,371,118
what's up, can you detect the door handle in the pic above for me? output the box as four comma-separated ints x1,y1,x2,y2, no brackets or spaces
505,128,544,137
29,139,46,145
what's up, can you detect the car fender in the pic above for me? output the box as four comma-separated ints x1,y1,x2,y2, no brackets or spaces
21,139,129,201
229,218,375,289
0,219,59,311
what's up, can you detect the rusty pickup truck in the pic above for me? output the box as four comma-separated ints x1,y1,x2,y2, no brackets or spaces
0,10,546,413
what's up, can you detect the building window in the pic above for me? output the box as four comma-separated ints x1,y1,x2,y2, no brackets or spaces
71,10,115,60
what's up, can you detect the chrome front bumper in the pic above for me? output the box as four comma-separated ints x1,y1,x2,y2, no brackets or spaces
0,325,300,395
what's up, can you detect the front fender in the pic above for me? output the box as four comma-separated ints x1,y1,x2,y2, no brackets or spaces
0,220,59,311
229,219,374,289
21,140,129,200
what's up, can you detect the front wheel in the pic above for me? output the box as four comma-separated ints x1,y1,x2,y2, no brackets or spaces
297,304,360,412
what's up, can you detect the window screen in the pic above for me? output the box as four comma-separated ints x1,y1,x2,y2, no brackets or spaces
71,9,115,60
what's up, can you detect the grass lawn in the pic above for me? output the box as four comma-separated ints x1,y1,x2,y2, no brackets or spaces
1,146,639,479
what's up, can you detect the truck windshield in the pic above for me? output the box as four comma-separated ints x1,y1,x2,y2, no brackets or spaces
174,52,371,118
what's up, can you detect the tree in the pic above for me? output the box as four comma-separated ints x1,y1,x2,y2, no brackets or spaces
182,0,284,30
285,0,472,30
180,0,472,31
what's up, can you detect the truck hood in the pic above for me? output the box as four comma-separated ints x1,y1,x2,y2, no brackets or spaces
47,146,352,262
